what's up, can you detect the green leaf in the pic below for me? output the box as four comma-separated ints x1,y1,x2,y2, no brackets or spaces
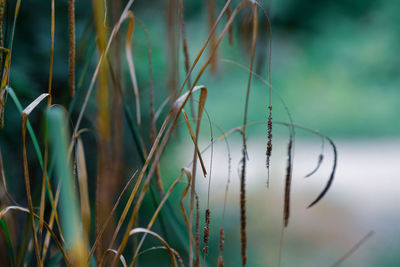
6,86,44,169
47,106,85,263
0,218,16,267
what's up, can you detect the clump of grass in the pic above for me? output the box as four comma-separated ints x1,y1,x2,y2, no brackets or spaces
0,0,342,266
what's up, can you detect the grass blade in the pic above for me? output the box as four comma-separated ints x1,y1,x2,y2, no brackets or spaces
205,0,217,73
0,206,69,264
129,228,178,267
132,169,186,264
22,93,49,267
6,86,44,168
0,48,10,128
182,109,207,176
124,11,141,125
47,106,86,266
87,170,137,263
101,249,127,267
76,137,91,252
0,218,16,267
331,231,374,267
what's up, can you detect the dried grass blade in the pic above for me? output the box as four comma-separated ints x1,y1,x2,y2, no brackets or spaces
189,85,208,267
91,0,112,259
182,109,207,176
179,167,198,262
0,48,10,128
179,167,192,230
0,206,69,265
100,249,127,267
154,97,170,122
22,94,49,116
180,15,194,115
132,169,186,263
124,11,141,125
128,228,178,267
206,0,218,73
41,179,63,261
38,153,47,235
76,137,91,250
22,93,49,267
331,231,374,267
87,170,138,263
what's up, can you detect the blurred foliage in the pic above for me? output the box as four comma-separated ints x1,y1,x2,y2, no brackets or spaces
5,0,400,138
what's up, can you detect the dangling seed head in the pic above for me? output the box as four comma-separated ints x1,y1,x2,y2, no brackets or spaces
203,209,211,255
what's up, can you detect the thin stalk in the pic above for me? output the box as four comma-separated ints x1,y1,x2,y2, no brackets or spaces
239,4,257,266
68,0,76,97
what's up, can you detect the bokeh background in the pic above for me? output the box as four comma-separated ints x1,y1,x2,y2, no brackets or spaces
1,0,399,266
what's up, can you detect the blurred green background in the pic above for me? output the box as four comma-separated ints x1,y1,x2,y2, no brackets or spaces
6,0,400,137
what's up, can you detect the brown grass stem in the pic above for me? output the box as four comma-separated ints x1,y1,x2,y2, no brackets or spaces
239,4,258,266
68,0,76,97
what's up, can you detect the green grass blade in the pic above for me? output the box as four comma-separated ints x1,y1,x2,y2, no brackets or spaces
47,106,85,265
6,86,43,169
0,218,16,267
